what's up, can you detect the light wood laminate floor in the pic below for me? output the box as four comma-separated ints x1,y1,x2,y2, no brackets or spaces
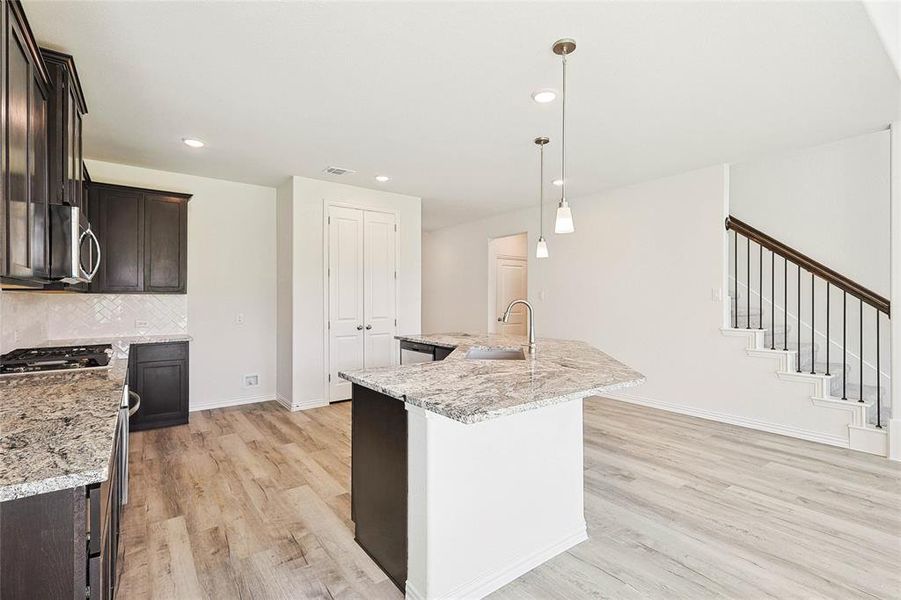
119,398,900,599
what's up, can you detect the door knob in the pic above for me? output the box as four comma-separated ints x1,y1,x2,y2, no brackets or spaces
365,324,373,330
356,325,363,330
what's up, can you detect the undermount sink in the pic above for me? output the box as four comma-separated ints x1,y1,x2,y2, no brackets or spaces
465,348,526,361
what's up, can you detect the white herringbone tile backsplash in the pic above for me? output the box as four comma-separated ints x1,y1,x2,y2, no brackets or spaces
47,294,188,339
0,291,188,352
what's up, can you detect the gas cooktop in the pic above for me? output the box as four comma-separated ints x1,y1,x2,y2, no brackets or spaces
0,344,113,374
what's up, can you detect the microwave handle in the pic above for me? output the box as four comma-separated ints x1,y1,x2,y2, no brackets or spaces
85,228,101,281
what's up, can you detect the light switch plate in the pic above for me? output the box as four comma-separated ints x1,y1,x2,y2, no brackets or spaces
236,313,245,325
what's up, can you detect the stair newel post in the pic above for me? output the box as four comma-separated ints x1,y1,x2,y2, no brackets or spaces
876,308,881,428
843,291,847,400
859,298,864,404
810,272,815,375
825,282,830,376
796,265,801,373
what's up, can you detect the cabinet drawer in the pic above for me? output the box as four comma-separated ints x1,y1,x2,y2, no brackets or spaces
134,341,187,363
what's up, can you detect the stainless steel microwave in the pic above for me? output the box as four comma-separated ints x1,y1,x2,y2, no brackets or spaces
48,204,100,284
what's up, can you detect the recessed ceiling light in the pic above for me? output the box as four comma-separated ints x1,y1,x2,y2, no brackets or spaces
182,138,205,148
552,178,564,186
531,89,557,104
375,175,391,183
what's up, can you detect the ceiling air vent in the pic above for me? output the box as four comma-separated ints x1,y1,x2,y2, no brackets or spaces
323,166,355,176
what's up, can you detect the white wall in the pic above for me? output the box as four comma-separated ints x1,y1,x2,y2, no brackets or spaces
423,165,854,444
280,176,421,409
84,160,277,411
730,130,891,296
276,179,294,407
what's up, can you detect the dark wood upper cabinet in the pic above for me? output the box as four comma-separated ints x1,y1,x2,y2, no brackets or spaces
144,193,187,293
41,48,86,210
90,183,190,294
89,184,144,293
1,0,51,282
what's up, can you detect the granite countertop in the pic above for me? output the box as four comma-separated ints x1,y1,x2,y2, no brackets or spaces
340,333,645,424
0,334,191,502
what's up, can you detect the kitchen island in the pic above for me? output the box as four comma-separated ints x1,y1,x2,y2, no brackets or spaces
340,333,644,600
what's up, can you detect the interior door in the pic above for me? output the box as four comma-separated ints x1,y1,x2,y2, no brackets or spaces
363,211,397,369
496,257,528,336
328,206,365,401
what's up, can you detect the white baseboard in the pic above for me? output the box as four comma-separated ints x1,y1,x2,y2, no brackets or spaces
605,391,849,449
405,525,588,600
189,394,276,412
293,398,329,411
275,393,292,410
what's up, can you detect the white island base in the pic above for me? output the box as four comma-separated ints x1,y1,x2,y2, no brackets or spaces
405,398,587,600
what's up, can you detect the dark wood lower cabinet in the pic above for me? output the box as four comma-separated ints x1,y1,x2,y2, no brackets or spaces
351,383,408,590
128,341,189,431
0,413,124,600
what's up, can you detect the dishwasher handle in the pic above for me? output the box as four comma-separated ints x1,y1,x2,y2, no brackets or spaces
128,391,141,417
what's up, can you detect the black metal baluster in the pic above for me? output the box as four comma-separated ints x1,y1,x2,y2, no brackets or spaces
733,231,738,328
759,244,763,329
876,309,881,428
842,292,847,400
783,257,788,351
770,250,775,350
810,273,815,374
796,265,801,373
825,283,830,376
746,236,751,329
859,299,864,404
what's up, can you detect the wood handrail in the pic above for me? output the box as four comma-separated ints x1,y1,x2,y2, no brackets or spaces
725,216,890,316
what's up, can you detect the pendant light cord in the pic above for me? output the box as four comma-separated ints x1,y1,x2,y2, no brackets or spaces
539,142,544,237
561,51,567,205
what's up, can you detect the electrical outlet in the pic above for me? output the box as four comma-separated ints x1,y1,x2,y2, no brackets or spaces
135,320,149,329
13,330,19,343
236,313,245,325
243,374,259,387
711,287,723,302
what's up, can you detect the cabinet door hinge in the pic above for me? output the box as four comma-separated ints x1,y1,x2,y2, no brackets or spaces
328,373,331,382
394,270,397,279
328,216,331,225
328,320,331,330
328,267,330,278
394,224,397,232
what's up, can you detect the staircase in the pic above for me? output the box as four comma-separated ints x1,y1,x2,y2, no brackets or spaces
722,216,890,456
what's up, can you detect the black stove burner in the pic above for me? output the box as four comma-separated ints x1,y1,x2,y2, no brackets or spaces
0,344,113,374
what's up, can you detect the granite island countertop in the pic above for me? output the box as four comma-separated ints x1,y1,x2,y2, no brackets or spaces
339,333,645,424
0,334,192,502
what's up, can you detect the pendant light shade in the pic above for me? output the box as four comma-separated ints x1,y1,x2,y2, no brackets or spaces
554,202,574,234
553,38,576,234
534,136,550,258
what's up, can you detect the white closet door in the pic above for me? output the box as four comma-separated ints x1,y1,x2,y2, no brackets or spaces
364,211,397,369
328,206,365,401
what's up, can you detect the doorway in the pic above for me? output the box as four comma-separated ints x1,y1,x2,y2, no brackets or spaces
487,233,528,335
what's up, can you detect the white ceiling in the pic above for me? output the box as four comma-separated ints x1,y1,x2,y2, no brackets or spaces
24,1,898,230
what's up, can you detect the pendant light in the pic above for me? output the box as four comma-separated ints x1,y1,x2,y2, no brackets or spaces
553,38,576,234
534,136,550,258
